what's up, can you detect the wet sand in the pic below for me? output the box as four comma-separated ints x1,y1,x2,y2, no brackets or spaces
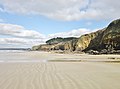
0,51,120,89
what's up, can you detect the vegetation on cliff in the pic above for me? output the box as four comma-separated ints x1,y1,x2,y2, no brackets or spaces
46,37,78,45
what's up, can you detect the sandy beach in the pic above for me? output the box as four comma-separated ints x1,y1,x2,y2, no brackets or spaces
0,51,120,89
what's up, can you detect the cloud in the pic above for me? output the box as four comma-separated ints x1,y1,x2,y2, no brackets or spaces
0,23,99,48
0,23,45,39
0,38,45,46
0,0,120,21
48,28,91,38
0,37,46,48
0,23,46,47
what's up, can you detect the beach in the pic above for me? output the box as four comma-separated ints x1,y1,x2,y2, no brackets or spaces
0,51,120,89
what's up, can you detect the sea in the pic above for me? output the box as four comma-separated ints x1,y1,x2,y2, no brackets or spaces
0,48,31,62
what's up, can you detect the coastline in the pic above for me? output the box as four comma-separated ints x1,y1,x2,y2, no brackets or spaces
0,50,120,62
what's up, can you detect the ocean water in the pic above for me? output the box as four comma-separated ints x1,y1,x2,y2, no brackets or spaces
0,50,30,62
0,50,47,63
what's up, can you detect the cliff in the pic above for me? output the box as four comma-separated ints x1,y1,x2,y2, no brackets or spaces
32,18,120,54
101,19,120,50
75,29,105,51
84,19,120,54
32,37,78,52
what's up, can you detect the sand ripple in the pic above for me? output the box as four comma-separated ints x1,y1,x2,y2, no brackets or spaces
0,62,120,89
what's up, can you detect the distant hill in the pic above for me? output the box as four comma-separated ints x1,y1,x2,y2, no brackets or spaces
32,18,120,54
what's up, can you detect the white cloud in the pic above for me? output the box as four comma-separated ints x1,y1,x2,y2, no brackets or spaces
48,28,91,38
0,0,120,21
0,23,45,39
0,23,46,47
0,38,36,48
0,38,45,48
0,23,99,48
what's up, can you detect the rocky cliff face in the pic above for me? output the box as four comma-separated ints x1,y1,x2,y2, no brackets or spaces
32,19,120,54
32,39,77,52
101,19,120,50
75,29,105,51
32,44,56,51
53,39,77,51
83,28,105,51
84,19,120,53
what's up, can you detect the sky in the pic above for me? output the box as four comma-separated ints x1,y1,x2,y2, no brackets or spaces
0,0,120,48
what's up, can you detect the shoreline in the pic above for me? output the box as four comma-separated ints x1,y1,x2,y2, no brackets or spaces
0,51,120,63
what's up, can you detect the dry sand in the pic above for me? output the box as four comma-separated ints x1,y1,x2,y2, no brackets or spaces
0,51,120,89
